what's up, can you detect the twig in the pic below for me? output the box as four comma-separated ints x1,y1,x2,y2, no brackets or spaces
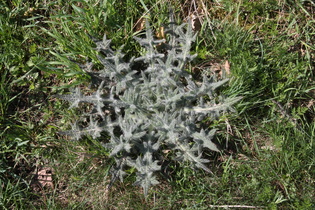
208,205,265,209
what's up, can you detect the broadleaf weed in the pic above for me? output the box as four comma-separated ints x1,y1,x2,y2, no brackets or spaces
55,16,241,196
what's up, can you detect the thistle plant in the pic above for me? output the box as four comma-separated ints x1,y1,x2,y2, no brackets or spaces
56,16,241,196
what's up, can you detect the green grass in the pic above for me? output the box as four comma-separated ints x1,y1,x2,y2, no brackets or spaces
1,0,314,209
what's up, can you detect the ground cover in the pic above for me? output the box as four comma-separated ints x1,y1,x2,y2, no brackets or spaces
1,0,314,209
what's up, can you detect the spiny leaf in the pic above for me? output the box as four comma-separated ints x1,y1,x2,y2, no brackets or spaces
192,129,219,152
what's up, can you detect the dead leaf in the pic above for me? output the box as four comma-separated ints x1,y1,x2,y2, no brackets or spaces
182,0,204,31
223,60,231,75
32,167,54,191
134,17,146,32
307,99,315,108
156,26,165,40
